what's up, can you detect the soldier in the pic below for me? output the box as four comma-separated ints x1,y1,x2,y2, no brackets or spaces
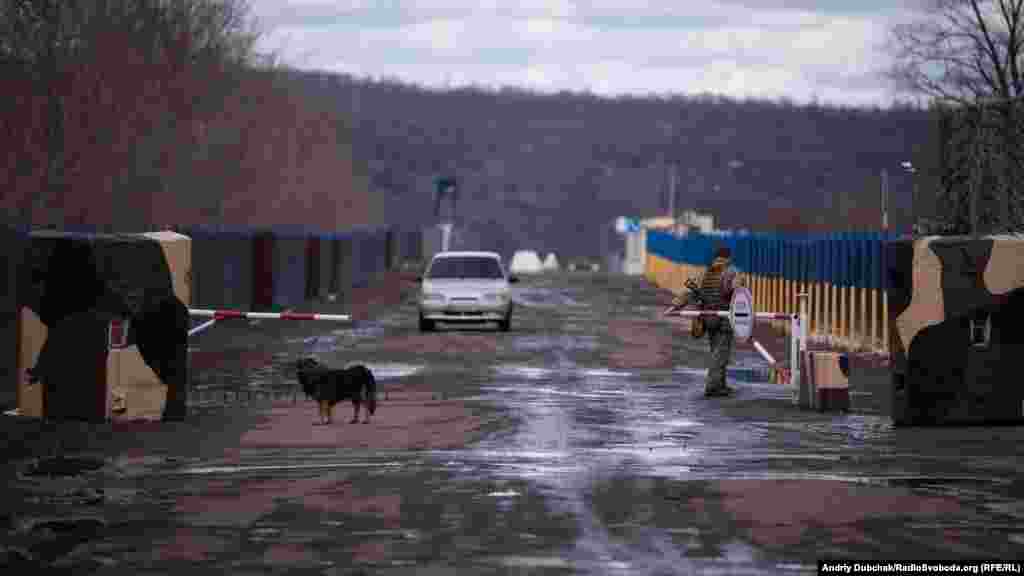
673,246,744,397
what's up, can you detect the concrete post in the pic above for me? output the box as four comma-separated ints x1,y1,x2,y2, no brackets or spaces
795,292,809,405
440,223,453,253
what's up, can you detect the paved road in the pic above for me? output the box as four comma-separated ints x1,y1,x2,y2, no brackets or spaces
3,272,1023,574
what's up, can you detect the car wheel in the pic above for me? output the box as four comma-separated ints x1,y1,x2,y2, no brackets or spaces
419,315,435,332
498,312,511,332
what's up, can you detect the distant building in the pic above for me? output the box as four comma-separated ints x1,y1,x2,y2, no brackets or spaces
604,217,646,275
639,216,676,230
639,211,715,236
604,211,718,275
679,210,714,234
510,250,544,274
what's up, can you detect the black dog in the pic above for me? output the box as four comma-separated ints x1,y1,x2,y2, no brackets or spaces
295,357,377,424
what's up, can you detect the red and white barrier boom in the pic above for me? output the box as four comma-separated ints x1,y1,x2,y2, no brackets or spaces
664,287,809,395
187,308,352,337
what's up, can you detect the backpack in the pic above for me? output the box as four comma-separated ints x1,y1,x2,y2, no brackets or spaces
691,263,737,338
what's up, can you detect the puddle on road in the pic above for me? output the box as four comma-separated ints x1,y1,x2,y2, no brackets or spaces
455,339,989,573
493,364,630,383
512,286,583,309
494,365,555,380
330,323,387,340
486,385,629,403
285,335,338,352
358,363,423,380
461,359,723,573
511,334,599,352
579,368,633,379
489,555,572,569
487,490,521,498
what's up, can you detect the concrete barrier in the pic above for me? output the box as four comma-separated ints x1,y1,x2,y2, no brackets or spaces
333,232,352,300
351,229,369,288
111,231,193,421
252,230,275,311
179,227,230,310
17,230,190,422
888,235,1024,425
184,226,220,309
305,234,321,301
220,229,255,312
1,226,27,411
316,232,333,300
271,229,307,310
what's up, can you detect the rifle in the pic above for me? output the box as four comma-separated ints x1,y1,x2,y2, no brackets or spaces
664,278,706,316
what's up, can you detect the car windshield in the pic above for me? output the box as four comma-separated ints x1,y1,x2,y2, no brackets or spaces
427,256,504,279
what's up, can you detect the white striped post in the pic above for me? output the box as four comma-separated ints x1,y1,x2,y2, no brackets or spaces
794,293,809,400
189,309,352,322
188,319,218,337
188,309,352,340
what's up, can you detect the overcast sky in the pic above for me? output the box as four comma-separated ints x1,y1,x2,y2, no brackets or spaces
250,0,925,108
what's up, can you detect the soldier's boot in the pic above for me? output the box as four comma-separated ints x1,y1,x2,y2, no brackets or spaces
704,383,735,397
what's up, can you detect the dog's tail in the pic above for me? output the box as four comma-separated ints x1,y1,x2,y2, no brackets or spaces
365,368,377,415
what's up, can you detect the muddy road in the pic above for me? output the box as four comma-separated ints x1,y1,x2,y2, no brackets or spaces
3,272,1023,574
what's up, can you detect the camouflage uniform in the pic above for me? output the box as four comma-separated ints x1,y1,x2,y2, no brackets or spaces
702,315,733,394
675,255,741,396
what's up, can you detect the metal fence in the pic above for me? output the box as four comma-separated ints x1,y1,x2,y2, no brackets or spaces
647,230,900,352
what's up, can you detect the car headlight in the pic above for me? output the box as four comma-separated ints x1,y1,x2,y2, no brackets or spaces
421,293,445,303
483,292,509,302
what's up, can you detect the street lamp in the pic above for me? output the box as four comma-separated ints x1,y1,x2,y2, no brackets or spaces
880,168,889,233
901,161,917,234
659,121,675,222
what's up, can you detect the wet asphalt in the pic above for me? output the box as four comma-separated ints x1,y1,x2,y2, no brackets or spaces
4,272,1024,574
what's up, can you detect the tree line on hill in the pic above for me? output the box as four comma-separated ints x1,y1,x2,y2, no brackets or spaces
287,68,937,258
0,0,384,233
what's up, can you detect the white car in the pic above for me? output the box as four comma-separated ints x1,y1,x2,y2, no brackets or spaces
417,251,519,332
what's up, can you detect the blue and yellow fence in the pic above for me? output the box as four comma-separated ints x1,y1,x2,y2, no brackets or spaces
645,230,897,352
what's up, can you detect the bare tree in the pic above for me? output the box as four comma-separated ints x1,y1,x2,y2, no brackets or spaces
889,0,1024,233
890,0,1023,104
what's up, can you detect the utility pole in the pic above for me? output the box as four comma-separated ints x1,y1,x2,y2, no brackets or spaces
659,121,675,223
901,161,916,233
913,177,919,232
880,168,889,232
435,177,457,251
668,163,677,223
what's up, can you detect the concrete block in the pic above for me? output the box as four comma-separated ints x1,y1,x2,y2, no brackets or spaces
805,351,850,412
